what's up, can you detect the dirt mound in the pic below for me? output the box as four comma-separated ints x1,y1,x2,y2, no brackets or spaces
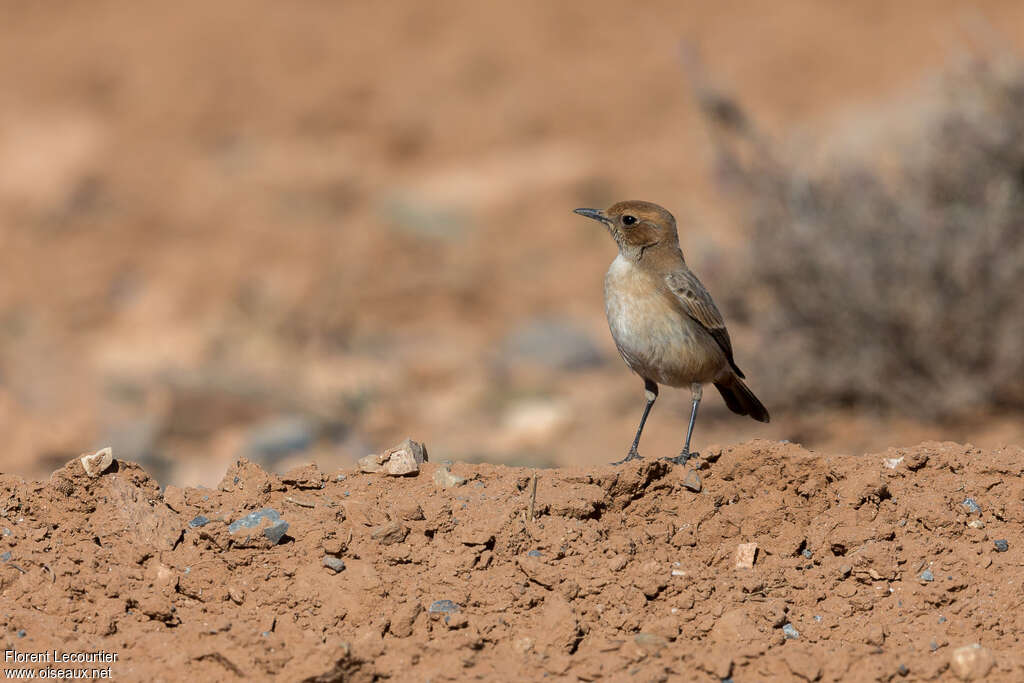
1,440,1022,681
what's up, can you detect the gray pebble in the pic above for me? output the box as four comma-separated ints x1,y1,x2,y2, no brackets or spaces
16,630,25,638
322,556,346,573
920,570,934,582
994,539,1009,552
813,615,822,623
898,664,909,676
527,550,542,557
263,521,289,546
801,549,812,559
962,498,981,514
228,508,281,534
189,515,210,529
782,623,800,639
929,640,939,652
0,552,10,562
428,600,460,615
938,616,946,623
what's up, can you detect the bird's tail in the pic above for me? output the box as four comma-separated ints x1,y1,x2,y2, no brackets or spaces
714,376,770,423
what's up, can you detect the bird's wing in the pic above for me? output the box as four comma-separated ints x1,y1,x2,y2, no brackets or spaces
664,269,744,378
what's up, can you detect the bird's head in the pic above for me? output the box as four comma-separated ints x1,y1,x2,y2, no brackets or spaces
574,200,680,262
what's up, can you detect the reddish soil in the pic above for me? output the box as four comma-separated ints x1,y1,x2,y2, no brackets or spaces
2,439,1022,681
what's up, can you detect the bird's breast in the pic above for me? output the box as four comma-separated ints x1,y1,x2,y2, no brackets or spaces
603,255,721,386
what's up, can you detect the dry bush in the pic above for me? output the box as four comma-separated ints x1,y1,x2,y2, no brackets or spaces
698,57,1024,418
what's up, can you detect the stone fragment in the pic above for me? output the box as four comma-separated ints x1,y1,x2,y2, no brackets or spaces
782,623,800,639
949,644,994,681
962,498,981,514
993,540,1009,553
920,569,934,583
280,463,325,489
228,508,289,546
389,603,422,638
359,439,428,476
263,521,289,545
428,600,460,615
189,515,210,528
634,633,669,655
323,556,346,573
370,521,409,545
433,466,466,489
735,542,758,569
682,469,702,493
80,447,114,477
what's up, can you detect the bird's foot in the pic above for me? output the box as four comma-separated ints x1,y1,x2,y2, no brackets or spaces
611,449,643,466
663,450,696,466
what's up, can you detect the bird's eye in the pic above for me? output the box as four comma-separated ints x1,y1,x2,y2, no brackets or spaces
622,215,637,226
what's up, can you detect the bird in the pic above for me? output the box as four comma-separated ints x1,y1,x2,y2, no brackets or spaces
574,200,768,465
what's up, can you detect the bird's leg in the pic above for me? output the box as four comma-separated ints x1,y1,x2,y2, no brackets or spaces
665,383,702,465
612,379,658,465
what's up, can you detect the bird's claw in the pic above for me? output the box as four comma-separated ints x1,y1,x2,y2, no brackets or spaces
663,451,696,466
611,449,643,466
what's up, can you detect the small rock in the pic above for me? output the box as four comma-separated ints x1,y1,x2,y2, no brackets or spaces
228,587,245,605
228,508,288,546
16,630,25,638
263,520,289,545
838,564,852,578
608,555,628,572
527,550,542,557
428,600,460,615
80,447,114,477
322,535,348,556
444,613,468,629
801,549,813,559
383,449,419,476
1,552,11,562
949,643,994,681
634,633,669,655
228,508,280,533
280,463,325,489
967,519,986,529
905,452,929,470
357,453,384,473
396,502,425,521
370,521,409,545
734,542,758,569
433,466,466,489
782,623,800,639
962,498,981,515
993,540,1009,553
682,469,702,493
920,569,934,583
323,556,346,573
189,515,210,529
2,528,10,536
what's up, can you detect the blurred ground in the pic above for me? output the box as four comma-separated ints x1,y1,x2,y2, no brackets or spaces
3,1,1024,486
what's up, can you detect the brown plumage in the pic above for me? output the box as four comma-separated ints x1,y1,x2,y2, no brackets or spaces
574,200,768,465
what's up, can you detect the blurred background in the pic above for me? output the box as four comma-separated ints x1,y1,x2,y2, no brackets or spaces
2,1,1024,486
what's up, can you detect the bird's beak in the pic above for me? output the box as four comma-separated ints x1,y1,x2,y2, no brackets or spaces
573,208,610,225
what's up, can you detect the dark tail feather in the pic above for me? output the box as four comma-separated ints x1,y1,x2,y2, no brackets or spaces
714,377,770,423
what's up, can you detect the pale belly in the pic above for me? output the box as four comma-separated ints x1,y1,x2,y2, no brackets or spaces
604,256,724,386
